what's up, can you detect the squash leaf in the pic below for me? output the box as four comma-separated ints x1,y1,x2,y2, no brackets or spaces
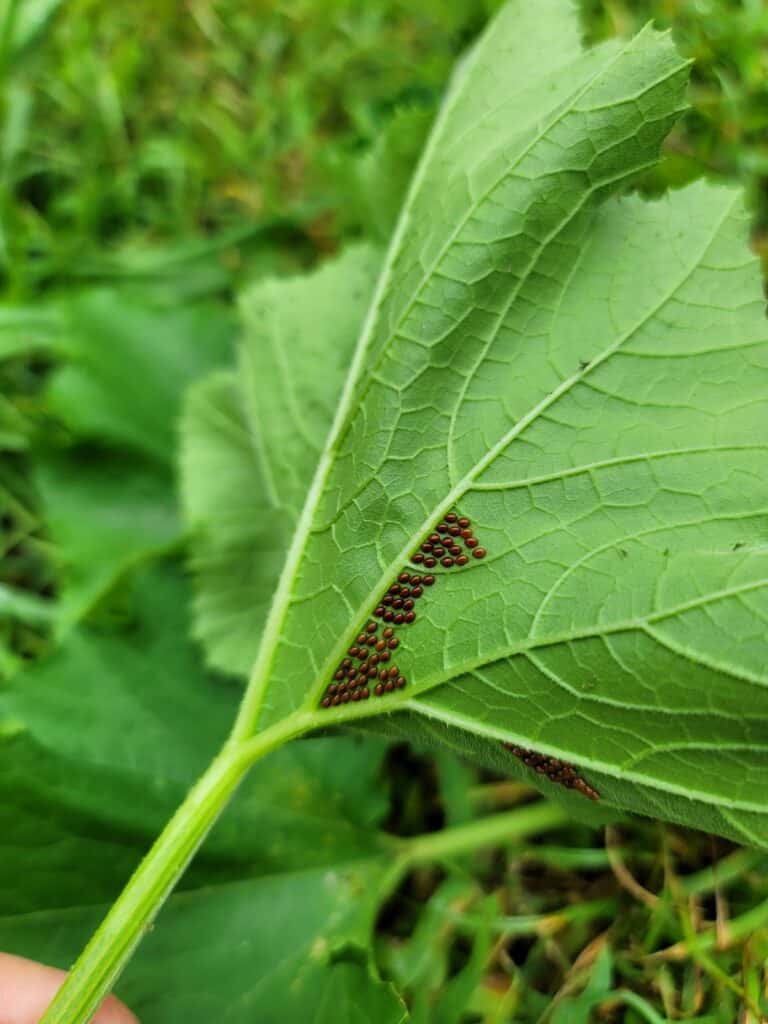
183,1,768,846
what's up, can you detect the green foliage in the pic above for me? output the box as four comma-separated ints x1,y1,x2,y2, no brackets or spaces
3,869,408,1024
46,289,236,462
36,452,179,632
1,0,767,1021
0,561,408,1020
180,371,271,675
4,0,766,298
0,0,502,295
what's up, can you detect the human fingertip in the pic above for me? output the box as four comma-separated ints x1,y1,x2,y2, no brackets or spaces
93,990,140,1024
0,952,139,1024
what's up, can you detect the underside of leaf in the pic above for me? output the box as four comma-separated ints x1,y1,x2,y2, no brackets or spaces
183,0,768,846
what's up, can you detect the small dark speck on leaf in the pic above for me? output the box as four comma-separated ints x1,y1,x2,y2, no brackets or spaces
618,548,628,558
733,541,745,551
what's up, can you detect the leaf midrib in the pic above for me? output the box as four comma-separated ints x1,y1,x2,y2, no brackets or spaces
241,26,692,737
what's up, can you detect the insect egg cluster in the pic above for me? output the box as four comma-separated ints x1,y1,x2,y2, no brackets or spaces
320,570,433,707
410,512,485,569
320,511,487,710
501,741,600,801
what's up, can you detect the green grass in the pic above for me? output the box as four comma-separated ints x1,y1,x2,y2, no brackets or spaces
4,0,764,300
377,764,768,1022
0,0,504,296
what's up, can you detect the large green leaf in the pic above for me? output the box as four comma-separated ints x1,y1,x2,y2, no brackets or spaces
0,306,62,359
47,289,236,464
185,1,768,845
35,452,179,633
0,866,407,1024
0,565,390,864
237,242,381,522
0,563,403,1019
36,286,237,634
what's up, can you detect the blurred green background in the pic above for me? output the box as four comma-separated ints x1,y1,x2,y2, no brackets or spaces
1,0,766,300
1,2,767,1021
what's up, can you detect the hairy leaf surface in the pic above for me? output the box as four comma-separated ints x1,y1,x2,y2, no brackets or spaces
181,372,272,674
180,246,380,674
184,1,768,845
